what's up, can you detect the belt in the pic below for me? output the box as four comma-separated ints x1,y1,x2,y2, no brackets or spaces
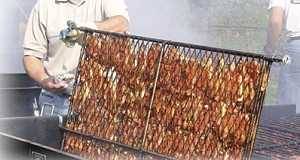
41,89,71,97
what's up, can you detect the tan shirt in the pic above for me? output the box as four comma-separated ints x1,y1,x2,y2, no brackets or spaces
23,0,129,77
269,0,300,37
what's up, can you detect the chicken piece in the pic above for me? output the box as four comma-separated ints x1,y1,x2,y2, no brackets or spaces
260,72,270,91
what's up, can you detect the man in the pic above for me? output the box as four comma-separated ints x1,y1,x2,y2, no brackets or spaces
264,0,300,111
23,0,129,118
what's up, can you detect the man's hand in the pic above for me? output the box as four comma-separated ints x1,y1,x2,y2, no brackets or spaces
95,15,129,33
23,56,68,93
39,77,68,93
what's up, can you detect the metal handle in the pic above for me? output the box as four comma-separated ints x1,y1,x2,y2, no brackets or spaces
59,21,82,47
268,55,291,65
60,21,291,65
281,55,291,65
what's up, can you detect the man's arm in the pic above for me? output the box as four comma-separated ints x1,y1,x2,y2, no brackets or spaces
23,56,48,84
264,7,284,54
23,56,67,92
95,15,129,33
23,2,67,93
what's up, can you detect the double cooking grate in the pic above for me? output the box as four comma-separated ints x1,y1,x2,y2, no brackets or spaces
60,28,285,160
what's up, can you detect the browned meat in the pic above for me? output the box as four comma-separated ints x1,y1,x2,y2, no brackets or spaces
63,33,270,160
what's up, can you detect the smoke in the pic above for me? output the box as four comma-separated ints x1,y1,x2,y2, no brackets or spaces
126,0,209,45
0,0,298,113
126,0,299,113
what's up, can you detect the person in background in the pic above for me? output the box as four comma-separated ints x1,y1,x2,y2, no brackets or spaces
264,0,300,110
23,0,129,120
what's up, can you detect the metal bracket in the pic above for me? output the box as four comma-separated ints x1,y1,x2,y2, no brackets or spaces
267,55,292,65
59,20,82,47
280,55,291,65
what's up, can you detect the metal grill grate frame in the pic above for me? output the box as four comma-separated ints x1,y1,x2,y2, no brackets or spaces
60,28,285,160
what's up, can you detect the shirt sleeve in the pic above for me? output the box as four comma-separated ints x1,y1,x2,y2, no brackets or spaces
23,2,48,59
268,0,286,10
102,0,130,22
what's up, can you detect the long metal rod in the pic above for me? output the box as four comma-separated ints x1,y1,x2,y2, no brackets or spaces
60,127,174,160
259,125,300,136
257,128,297,138
255,141,300,151
75,27,287,64
0,86,41,90
141,42,167,148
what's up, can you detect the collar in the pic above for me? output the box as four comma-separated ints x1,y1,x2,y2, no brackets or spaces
56,0,85,6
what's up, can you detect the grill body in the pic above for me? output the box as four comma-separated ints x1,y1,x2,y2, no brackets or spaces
0,117,81,160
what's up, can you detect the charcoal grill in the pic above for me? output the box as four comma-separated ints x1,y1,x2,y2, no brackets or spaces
253,113,300,160
58,22,289,160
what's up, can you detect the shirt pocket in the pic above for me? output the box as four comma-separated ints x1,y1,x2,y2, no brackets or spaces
46,28,65,57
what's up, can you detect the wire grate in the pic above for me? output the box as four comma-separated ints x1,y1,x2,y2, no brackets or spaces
143,44,271,159
253,114,300,160
61,29,280,160
253,128,300,160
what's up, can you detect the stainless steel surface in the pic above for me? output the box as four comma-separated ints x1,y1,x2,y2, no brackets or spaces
0,74,41,118
0,116,82,160
0,117,62,149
